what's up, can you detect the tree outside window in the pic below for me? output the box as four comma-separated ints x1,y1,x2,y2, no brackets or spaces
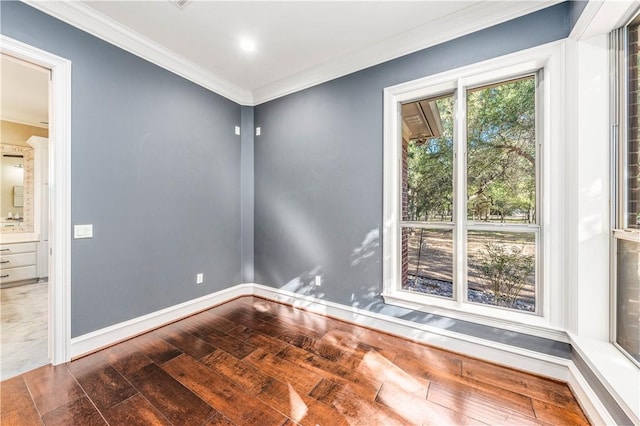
400,75,539,313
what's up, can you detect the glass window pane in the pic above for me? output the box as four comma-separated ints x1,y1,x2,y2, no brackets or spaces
402,227,454,299
467,77,537,224
627,22,640,229
467,231,536,312
616,238,640,363
402,94,454,222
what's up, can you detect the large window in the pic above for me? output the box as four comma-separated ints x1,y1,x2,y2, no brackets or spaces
383,47,562,330
400,76,539,313
612,17,640,366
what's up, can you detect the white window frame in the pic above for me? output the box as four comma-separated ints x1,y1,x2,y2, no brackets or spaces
382,41,566,340
610,18,640,368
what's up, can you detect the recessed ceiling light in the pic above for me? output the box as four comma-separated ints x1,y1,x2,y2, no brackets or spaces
239,38,256,53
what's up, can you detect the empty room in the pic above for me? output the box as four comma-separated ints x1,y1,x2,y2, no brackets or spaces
0,1,638,425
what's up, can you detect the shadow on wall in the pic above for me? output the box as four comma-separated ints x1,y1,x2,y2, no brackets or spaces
272,226,571,356
280,264,326,299
276,227,458,332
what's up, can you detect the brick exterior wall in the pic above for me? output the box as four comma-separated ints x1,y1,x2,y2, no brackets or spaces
401,138,409,287
628,23,639,228
617,22,640,362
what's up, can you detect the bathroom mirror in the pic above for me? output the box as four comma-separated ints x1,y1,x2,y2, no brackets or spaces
1,144,34,233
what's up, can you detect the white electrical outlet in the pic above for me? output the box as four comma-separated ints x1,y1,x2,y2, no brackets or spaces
196,273,204,284
255,126,261,136
235,126,240,135
314,275,322,286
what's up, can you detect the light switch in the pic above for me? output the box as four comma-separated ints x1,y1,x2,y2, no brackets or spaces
74,224,93,239
235,126,240,135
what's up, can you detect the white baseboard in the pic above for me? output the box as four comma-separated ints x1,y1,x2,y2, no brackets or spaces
250,284,570,381
69,282,615,424
70,283,253,358
568,363,616,426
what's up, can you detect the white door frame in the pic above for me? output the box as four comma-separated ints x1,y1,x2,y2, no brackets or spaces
1,35,72,365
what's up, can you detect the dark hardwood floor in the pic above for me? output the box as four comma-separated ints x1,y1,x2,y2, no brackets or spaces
0,296,590,425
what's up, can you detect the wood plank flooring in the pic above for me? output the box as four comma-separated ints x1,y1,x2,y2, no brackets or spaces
0,296,590,425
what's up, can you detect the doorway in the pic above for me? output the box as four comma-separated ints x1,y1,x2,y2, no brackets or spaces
1,53,50,378
0,35,72,373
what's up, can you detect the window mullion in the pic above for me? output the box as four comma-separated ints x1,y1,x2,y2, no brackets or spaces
454,79,467,308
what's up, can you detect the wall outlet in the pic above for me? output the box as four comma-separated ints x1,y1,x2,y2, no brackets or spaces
235,126,240,135
255,126,261,136
196,273,204,284
314,275,322,287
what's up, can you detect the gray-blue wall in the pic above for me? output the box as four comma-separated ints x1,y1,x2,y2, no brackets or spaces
1,0,575,349
569,0,590,31
1,1,242,337
253,3,572,353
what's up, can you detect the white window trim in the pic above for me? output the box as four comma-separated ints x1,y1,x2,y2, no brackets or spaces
610,19,640,370
566,0,640,415
382,41,566,342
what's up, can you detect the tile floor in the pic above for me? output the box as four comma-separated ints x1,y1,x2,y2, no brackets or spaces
1,281,49,380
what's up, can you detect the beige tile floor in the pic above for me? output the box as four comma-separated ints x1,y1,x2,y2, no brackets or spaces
1,281,49,380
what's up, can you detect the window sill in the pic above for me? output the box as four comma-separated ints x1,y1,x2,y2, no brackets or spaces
569,334,640,423
382,290,568,342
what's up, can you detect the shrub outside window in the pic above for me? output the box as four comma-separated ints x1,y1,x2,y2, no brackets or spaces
393,71,541,316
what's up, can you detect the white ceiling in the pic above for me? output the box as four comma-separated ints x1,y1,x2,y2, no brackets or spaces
0,54,49,128
85,1,478,91
28,1,560,105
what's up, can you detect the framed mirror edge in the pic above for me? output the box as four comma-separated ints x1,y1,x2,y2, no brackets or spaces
1,143,35,235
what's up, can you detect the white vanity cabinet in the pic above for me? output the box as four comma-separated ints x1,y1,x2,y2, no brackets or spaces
0,242,38,285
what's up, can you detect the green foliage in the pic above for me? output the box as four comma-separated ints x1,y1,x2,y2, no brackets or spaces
406,96,454,221
479,242,535,308
406,77,537,224
467,77,536,223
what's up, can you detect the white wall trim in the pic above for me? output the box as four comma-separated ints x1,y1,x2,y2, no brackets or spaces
23,0,252,106
380,292,568,343
251,284,570,381
71,281,569,379
570,1,640,41
569,1,604,41
22,0,559,106
1,35,72,366
251,1,562,104
570,334,640,424
567,363,616,426
70,284,254,358
382,40,567,337
68,281,622,424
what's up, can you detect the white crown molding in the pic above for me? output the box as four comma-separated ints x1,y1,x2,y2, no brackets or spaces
23,0,253,105
0,117,49,129
252,0,562,104
23,0,560,107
